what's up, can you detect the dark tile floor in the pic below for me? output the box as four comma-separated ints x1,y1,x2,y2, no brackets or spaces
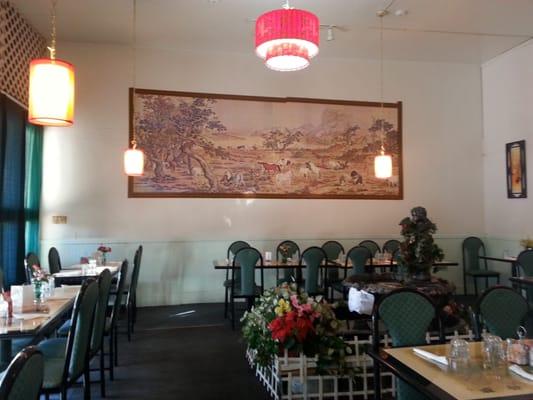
67,303,270,400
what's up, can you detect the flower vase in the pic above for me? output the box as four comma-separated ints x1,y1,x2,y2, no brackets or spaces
32,280,44,310
102,253,107,266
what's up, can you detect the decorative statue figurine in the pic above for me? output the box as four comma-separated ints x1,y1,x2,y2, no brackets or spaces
398,206,444,281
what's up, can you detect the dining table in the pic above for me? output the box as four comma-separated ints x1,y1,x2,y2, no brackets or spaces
368,341,533,400
53,262,121,286
479,255,519,277
0,286,78,366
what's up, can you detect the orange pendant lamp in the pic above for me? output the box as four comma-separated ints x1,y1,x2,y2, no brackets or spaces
374,10,392,179
255,1,319,71
28,0,75,127
124,0,144,176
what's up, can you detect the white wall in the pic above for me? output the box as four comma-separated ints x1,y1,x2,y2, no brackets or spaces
40,42,485,304
482,40,533,282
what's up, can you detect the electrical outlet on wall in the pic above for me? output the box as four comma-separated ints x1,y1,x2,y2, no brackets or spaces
52,215,67,224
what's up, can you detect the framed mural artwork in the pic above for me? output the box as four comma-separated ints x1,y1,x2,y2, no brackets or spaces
128,89,403,199
506,140,527,198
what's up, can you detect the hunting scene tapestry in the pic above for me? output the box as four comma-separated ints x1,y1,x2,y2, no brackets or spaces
128,89,403,199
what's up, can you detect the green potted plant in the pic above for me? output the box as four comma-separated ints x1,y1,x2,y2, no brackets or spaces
398,206,444,282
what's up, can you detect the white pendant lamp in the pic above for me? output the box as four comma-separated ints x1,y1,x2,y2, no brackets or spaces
374,10,392,179
124,0,144,176
28,0,75,127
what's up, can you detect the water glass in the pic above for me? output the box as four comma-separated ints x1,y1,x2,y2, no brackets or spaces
449,338,470,372
482,334,506,370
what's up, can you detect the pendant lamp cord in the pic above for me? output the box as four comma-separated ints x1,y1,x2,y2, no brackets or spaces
48,0,58,59
131,0,137,149
379,11,385,156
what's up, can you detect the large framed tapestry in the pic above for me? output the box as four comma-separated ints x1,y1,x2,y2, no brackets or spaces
128,89,403,199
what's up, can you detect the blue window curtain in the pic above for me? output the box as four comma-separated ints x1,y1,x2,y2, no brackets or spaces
0,94,27,288
24,123,43,256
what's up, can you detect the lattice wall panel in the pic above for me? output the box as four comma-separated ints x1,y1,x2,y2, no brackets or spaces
0,1,46,106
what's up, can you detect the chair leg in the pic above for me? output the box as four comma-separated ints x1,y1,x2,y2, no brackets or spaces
100,349,106,398
464,273,468,296
224,286,229,319
45,393,50,400
114,326,119,366
60,387,67,400
109,330,114,380
127,303,132,342
474,278,478,297
231,296,235,330
84,363,91,400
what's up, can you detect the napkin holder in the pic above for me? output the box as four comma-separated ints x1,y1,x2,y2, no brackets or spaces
11,285,35,313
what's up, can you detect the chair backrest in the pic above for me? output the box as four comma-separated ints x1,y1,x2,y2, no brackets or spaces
233,247,263,296
382,240,401,255
276,240,301,281
373,288,438,348
63,279,99,382
110,260,128,330
90,269,113,353
476,286,528,339
358,240,380,256
128,246,143,305
345,246,372,275
48,247,62,274
321,241,344,260
301,247,327,295
227,241,250,259
462,236,486,272
517,249,533,276
0,346,43,400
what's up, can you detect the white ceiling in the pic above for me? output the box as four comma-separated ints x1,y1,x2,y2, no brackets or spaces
9,0,533,64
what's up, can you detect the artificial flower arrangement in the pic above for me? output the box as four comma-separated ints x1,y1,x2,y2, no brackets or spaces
97,245,112,254
31,264,49,283
241,283,353,375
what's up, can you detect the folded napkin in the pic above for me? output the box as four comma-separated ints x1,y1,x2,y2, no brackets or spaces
412,348,449,366
509,364,533,381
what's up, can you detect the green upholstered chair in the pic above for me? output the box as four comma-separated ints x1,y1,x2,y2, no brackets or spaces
372,289,439,400
38,279,99,400
0,346,43,400
88,269,113,397
475,286,528,340
48,247,62,275
330,246,372,298
462,237,500,296
358,240,380,257
122,245,143,341
300,247,327,296
517,249,533,302
275,240,301,285
224,241,250,319
106,260,128,380
322,241,345,299
382,239,401,255
230,247,263,330
24,253,41,284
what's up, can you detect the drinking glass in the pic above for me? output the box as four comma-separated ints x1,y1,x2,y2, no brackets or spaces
448,338,470,372
482,334,506,370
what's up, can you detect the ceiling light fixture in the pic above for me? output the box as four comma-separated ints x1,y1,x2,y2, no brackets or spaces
374,9,393,179
28,0,75,127
124,0,144,176
255,0,319,72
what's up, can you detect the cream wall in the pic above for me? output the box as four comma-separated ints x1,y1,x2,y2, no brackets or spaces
482,40,533,282
40,42,485,304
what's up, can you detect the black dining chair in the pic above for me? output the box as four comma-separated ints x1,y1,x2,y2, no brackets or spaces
48,247,62,275
382,239,401,255
0,346,44,400
358,240,380,257
300,246,328,296
516,249,533,302
321,241,345,299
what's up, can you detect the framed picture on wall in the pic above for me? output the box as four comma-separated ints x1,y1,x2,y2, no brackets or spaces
506,140,527,198
128,88,403,200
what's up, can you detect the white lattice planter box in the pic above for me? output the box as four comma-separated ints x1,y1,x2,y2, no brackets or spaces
248,330,474,400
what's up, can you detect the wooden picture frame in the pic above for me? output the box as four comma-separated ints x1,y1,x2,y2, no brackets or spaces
128,88,403,199
506,140,527,198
